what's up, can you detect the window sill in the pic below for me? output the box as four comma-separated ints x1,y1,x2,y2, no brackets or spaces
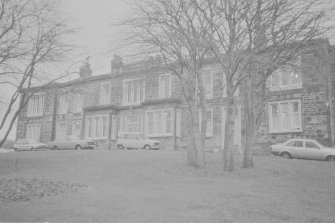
27,114,43,117
147,134,173,138
269,129,302,134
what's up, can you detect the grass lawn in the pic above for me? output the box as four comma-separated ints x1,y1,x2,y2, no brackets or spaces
0,149,335,223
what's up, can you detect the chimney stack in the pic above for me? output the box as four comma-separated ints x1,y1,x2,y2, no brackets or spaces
111,54,124,74
79,57,92,78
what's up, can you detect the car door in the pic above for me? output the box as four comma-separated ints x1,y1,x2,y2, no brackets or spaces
304,141,324,160
289,140,305,159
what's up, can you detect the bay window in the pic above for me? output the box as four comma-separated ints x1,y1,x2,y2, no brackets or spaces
145,109,173,137
199,109,214,137
26,124,41,142
86,115,109,139
268,100,302,133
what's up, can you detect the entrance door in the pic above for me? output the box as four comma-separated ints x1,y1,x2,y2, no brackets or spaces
221,106,242,153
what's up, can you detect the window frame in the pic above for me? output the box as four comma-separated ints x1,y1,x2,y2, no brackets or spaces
85,114,109,140
57,94,69,115
199,109,214,137
122,78,145,105
56,121,67,140
27,94,45,117
100,82,111,105
269,58,302,91
26,123,41,142
158,74,172,99
268,100,302,133
72,93,83,113
145,108,173,137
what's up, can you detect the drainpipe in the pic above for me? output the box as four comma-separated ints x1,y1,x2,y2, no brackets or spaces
173,106,177,150
323,40,334,146
51,91,58,141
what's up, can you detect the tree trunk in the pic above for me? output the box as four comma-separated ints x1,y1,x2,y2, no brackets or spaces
242,75,255,168
223,96,235,171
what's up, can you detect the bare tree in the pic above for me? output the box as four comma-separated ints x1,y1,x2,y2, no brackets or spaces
0,0,74,147
122,0,215,167
196,0,332,170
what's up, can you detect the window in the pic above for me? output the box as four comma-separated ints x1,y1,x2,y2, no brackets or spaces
26,124,41,142
27,94,44,117
71,120,81,138
86,115,109,139
100,83,111,105
201,66,214,99
159,74,171,98
73,93,83,113
146,109,173,137
123,79,145,105
199,109,213,137
268,100,302,133
287,140,303,147
269,62,302,91
305,141,319,149
58,95,68,114
176,109,181,137
127,116,140,133
56,122,67,140
110,115,117,140
118,115,142,134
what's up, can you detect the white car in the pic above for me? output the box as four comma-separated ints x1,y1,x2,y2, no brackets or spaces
13,139,49,151
47,136,96,150
116,134,159,150
270,139,335,161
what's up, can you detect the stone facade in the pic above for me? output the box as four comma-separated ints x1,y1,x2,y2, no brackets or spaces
16,39,335,153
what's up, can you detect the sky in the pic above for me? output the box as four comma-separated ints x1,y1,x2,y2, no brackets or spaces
0,0,134,140
60,0,133,75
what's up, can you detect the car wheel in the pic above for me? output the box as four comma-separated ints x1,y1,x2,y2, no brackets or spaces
14,148,18,152
143,144,151,150
75,145,82,150
117,144,124,150
52,146,58,150
280,152,291,159
326,156,335,162
31,147,34,151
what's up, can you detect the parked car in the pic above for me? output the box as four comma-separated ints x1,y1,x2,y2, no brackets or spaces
116,134,159,150
47,136,96,150
13,139,49,151
270,139,335,161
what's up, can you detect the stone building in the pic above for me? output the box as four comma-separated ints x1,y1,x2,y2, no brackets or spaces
16,39,335,153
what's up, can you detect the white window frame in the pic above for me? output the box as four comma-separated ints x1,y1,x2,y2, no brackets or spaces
118,115,143,135
268,100,302,133
199,109,214,137
122,78,145,105
27,94,44,117
159,74,172,99
57,94,68,114
145,109,173,137
86,114,109,140
72,93,83,113
26,124,41,142
202,66,214,99
100,82,111,105
269,59,302,91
